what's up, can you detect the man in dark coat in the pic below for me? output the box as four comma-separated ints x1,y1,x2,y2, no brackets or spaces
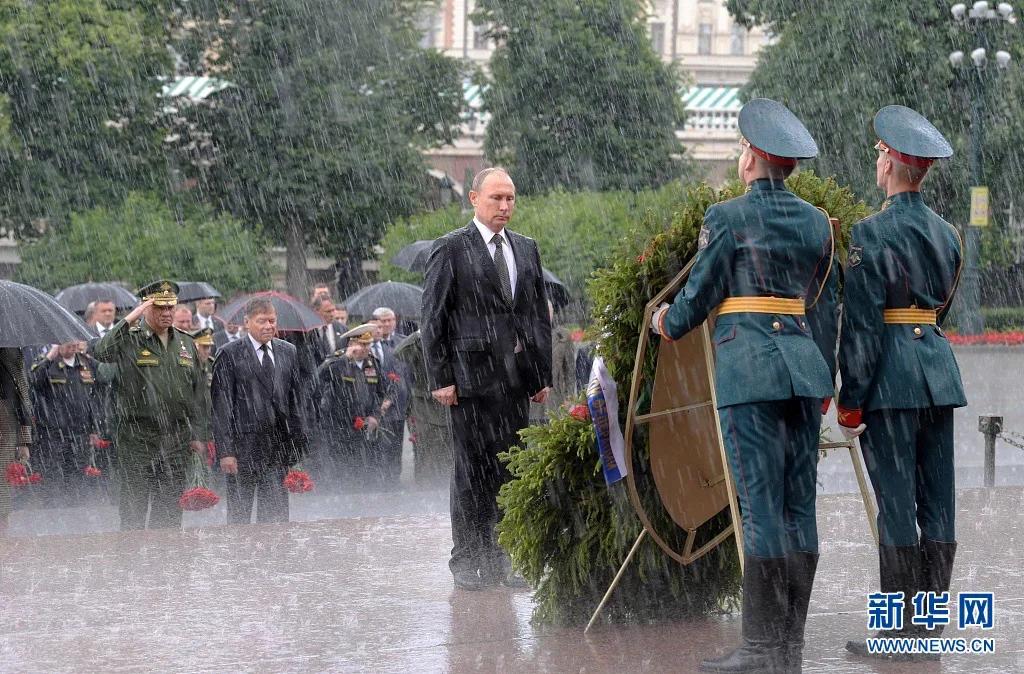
421,167,553,590
212,297,307,524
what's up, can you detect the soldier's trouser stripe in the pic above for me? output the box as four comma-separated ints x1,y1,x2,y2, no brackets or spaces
720,398,821,558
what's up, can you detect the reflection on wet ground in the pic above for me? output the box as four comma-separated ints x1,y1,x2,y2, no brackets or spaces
1,487,1020,673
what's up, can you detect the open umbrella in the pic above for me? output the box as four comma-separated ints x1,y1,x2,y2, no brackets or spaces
389,240,435,273
176,281,222,303
343,281,424,319
542,268,571,309
54,282,138,314
0,281,94,346
218,291,324,332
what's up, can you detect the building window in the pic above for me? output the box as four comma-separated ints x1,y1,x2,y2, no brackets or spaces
473,23,490,51
730,24,747,55
650,22,665,55
698,23,713,55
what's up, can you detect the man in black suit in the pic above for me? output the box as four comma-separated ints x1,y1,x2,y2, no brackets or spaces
421,167,552,590
312,295,347,363
211,297,307,524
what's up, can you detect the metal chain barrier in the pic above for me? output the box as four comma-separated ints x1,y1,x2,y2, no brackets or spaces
996,429,1024,452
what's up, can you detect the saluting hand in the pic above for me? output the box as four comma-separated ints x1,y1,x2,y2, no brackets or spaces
123,298,154,325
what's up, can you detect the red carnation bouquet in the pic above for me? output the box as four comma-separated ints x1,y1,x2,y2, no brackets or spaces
178,449,220,511
5,460,41,486
283,466,315,494
569,403,591,422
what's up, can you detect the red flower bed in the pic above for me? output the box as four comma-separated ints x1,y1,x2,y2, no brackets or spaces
569,404,591,422
178,487,220,511
283,469,315,494
946,330,1024,346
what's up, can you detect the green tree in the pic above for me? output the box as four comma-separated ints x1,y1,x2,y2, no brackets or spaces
189,0,463,296
17,192,271,296
0,0,172,239
474,0,691,194
726,0,1024,263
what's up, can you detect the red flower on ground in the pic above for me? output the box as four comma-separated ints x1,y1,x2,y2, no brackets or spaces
84,466,102,478
387,372,401,382
5,462,29,487
569,404,591,422
283,469,315,494
178,487,220,511
354,416,366,431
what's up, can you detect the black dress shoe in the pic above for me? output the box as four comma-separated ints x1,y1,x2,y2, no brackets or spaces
452,569,484,591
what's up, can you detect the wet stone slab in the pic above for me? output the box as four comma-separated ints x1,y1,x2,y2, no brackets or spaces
1,488,1021,673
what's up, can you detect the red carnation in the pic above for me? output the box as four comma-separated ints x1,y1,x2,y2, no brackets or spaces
28,472,42,485
636,253,646,263
5,462,29,487
354,416,366,431
84,465,102,478
178,487,220,511
569,404,591,422
91,437,112,450
206,441,217,468
283,469,315,494
387,372,401,382
570,329,585,342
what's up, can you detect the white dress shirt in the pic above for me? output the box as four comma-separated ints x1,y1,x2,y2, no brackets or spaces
196,314,215,330
323,324,337,353
474,218,517,297
249,334,275,365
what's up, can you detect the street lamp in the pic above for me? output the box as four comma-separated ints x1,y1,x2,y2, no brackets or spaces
948,2,1016,335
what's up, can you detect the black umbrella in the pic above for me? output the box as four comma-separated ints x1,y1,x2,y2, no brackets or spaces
390,240,435,273
542,268,571,309
343,282,424,319
176,281,222,303
54,282,138,314
218,291,325,332
0,281,94,346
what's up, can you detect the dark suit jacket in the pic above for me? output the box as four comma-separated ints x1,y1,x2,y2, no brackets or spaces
314,320,348,364
214,329,245,352
421,221,552,398
211,337,307,468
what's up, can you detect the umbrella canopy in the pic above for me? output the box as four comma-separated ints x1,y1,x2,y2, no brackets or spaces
0,281,94,346
389,240,434,273
218,291,325,332
343,282,424,319
54,282,138,314
542,268,571,309
176,281,222,303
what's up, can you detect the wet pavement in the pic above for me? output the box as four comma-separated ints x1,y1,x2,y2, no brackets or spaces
1,487,1021,673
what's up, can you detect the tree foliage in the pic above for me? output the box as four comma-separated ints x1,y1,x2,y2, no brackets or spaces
497,172,869,625
17,191,271,296
188,0,464,293
726,0,1024,269
475,0,691,194
0,0,172,239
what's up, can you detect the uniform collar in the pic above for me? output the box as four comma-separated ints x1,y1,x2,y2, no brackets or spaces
747,178,789,192
881,191,923,210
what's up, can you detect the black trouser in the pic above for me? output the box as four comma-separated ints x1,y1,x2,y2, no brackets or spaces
378,419,405,486
449,393,529,574
226,462,289,524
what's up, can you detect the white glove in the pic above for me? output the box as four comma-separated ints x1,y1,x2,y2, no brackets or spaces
841,423,867,440
651,303,671,335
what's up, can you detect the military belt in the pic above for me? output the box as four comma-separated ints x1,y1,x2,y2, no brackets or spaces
883,308,937,324
718,297,805,315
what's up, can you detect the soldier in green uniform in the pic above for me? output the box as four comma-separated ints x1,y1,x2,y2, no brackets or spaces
93,280,211,530
318,324,396,486
652,99,839,674
839,106,965,660
192,327,216,391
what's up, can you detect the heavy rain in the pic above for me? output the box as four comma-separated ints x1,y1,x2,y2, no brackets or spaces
0,1,1022,672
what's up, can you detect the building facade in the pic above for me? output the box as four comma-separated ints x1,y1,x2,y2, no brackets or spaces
420,0,769,186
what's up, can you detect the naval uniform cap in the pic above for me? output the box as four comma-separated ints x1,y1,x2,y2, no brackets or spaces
138,280,179,307
738,98,819,167
873,105,953,168
340,324,376,345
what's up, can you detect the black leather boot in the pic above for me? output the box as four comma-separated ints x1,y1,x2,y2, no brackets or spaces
782,552,819,674
846,544,920,660
700,556,788,673
919,538,956,635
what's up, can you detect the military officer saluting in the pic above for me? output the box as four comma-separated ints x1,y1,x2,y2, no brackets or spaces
317,324,396,484
652,99,839,674
839,107,965,659
93,280,211,530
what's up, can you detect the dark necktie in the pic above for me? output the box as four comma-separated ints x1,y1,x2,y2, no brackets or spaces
261,343,274,374
491,233,513,305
